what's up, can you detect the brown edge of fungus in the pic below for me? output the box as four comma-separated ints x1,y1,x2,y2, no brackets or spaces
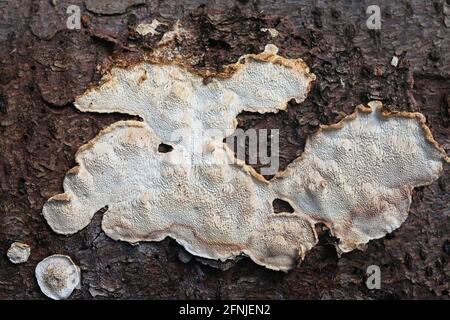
274,101,449,182
378,105,450,163
75,44,316,109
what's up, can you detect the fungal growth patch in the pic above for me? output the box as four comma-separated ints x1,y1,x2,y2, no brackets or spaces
7,242,31,264
135,19,165,37
42,45,448,271
35,255,80,300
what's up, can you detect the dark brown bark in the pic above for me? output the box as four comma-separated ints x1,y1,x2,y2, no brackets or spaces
0,0,448,299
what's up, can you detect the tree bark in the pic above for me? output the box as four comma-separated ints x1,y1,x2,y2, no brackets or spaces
0,0,449,299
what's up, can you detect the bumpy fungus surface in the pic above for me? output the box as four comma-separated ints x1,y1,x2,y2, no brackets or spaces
7,242,31,264
35,254,80,300
42,45,448,271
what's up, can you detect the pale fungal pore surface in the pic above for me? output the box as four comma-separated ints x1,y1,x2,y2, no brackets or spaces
7,242,31,264
35,254,81,300
42,45,449,271
135,19,165,37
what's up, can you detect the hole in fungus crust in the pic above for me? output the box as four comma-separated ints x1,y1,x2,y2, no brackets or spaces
272,198,295,214
158,143,174,153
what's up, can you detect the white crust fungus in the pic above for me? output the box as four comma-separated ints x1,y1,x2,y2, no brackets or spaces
7,242,31,264
272,101,448,253
135,19,164,36
42,45,449,271
391,56,399,67
261,28,279,38
35,254,81,300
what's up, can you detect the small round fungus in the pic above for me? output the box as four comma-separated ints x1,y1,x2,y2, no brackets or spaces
7,242,31,264
35,254,81,300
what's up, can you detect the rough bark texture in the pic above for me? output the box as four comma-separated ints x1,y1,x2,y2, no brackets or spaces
0,0,449,299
